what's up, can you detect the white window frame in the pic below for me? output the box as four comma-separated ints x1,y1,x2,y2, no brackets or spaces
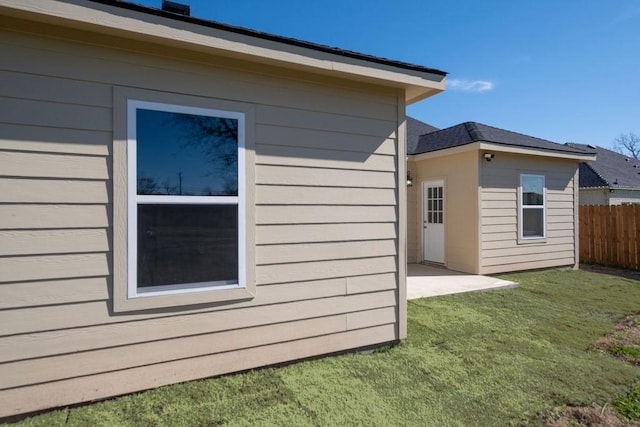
127,100,246,299
519,173,546,240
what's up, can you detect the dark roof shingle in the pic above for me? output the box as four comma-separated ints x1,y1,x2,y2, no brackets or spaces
409,121,593,156
407,117,439,154
86,0,447,77
566,143,640,189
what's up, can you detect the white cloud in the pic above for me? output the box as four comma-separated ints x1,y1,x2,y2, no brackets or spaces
447,79,495,93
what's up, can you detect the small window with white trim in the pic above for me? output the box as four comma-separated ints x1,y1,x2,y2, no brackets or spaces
127,100,246,298
519,174,545,239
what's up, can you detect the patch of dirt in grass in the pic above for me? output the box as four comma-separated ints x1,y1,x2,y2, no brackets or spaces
543,316,640,426
592,315,640,365
544,403,628,426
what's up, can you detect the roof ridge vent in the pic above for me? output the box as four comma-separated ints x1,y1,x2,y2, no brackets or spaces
162,0,190,16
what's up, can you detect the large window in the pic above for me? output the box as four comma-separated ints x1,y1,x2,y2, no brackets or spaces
112,88,256,312
127,100,246,298
519,174,545,239
113,88,255,312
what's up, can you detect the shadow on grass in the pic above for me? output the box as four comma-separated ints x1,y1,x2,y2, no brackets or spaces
580,263,640,282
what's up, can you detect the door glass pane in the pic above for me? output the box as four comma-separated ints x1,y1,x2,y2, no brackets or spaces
522,208,543,237
137,109,239,196
137,204,238,288
438,212,443,224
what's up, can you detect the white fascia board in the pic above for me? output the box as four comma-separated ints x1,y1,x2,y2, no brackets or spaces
408,141,597,162
609,187,640,191
478,142,597,161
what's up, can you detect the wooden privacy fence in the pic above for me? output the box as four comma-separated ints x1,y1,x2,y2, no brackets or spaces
579,204,640,270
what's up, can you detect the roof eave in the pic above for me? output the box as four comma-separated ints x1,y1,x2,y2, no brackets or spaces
405,84,446,105
609,186,640,191
408,141,598,162
0,0,446,103
478,142,597,160
409,142,479,161
584,186,640,191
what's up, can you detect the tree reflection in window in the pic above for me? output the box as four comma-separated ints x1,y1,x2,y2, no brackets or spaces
136,109,238,196
130,103,243,291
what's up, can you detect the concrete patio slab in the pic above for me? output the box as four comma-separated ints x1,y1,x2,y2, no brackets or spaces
407,263,518,299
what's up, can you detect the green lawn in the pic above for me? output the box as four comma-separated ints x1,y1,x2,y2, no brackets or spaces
9,269,640,426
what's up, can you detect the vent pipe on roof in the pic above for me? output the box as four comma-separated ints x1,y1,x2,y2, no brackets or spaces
162,0,190,16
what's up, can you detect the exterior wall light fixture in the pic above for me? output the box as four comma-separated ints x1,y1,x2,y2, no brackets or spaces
406,172,413,187
484,153,495,162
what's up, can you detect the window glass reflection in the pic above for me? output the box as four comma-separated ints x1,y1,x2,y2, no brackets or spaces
136,109,238,196
522,175,544,205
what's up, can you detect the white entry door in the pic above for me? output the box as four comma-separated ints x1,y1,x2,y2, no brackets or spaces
422,180,445,263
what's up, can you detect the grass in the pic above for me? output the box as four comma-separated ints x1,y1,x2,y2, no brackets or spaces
610,344,640,360
6,269,640,426
613,383,640,421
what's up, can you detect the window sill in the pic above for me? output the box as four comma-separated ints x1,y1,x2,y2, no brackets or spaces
113,285,255,313
517,237,547,245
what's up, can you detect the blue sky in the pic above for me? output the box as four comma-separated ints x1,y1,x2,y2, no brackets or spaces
133,0,639,148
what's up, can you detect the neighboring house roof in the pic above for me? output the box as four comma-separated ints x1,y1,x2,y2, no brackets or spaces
409,121,594,157
565,143,640,190
407,116,439,154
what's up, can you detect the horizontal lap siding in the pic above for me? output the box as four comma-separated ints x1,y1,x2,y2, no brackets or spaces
1,311,395,389
409,151,480,273
0,324,396,415
0,290,398,359
0,23,399,416
480,154,577,273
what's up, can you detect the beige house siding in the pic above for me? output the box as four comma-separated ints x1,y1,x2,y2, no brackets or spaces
0,19,405,417
480,153,577,274
579,188,609,205
407,151,480,273
407,181,418,263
